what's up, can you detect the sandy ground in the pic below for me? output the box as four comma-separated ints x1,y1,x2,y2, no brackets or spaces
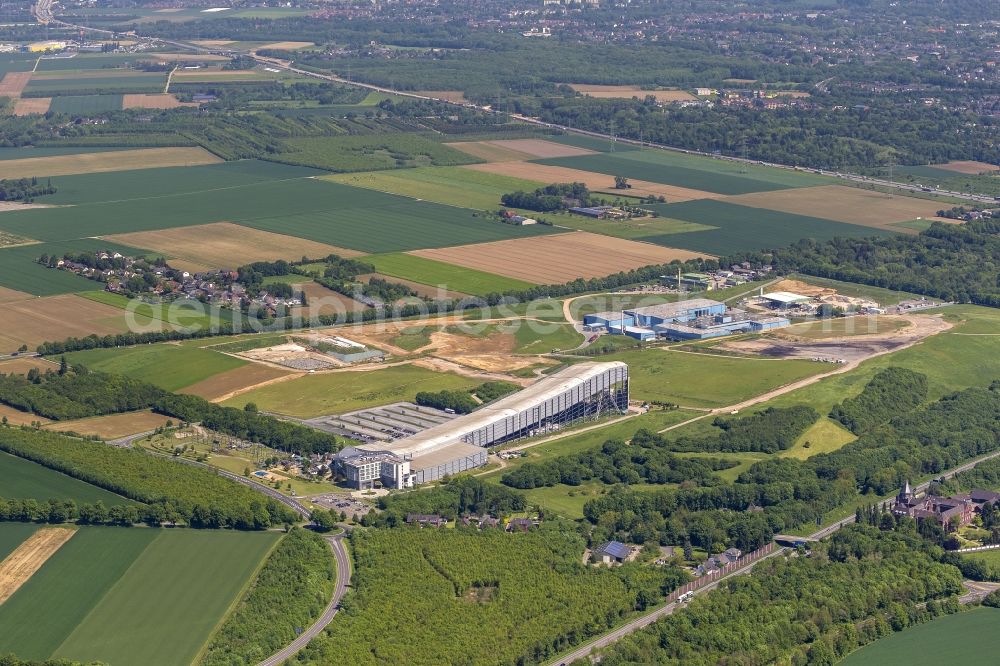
724,185,942,231
718,314,951,362
410,231,708,284
0,528,75,605
934,160,999,175
12,98,50,116
413,357,534,386
0,295,131,351
179,362,295,401
0,72,32,97
768,279,835,297
0,147,220,179
43,411,173,439
569,84,696,102
104,222,363,270
0,403,50,426
463,160,720,201
122,93,198,109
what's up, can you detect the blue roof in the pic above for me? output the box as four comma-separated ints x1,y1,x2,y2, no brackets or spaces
598,541,631,559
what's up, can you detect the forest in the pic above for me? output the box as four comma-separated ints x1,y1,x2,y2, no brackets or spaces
830,367,928,435
668,405,819,454
371,476,526,525
415,381,519,414
0,426,297,528
199,528,336,666
154,394,342,456
0,364,165,421
0,177,55,202
596,524,963,666
581,382,1000,552
500,182,593,213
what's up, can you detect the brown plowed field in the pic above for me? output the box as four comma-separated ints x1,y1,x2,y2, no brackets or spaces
0,527,75,605
724,185,941,231
474,139,595,159
104,222,364,270
463,161,719,202
569,84,695,102
446,142,537,163
933,160,999,175
43,410,172,439
410,231,708,284
0,286,31,303
178,363,295,401
122,93,198,109
12,97,50,116
0,295,131,350
0,71,32,97
0,147,220,179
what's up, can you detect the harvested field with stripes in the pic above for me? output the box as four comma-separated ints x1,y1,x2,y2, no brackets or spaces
0,294,132,351
0,147,220,179
122,93,197,109
42,411,173,439
0,404,49,427
0,357,58,376
0,528,75,606
446,141,537,163
0,286,31,303
724,185,942,231
103,222,364,272
0,72,32,97
12,98,50,115
462,160,719,202
410,231,707,284
414,90,467,103
932,160,999,174
469,138,595,159
569,84,696,102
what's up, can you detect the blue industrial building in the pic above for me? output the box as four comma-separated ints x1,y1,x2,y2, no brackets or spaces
583,298,789,341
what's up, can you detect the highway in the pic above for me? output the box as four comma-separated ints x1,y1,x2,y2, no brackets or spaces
257,533,352,666
30,0,999,206
547,446,1000,665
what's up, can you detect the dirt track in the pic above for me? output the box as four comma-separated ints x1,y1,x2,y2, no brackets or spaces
0,527,75,605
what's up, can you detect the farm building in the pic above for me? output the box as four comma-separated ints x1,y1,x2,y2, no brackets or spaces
335,362,629,487
568,205,627,219
584,299,789,340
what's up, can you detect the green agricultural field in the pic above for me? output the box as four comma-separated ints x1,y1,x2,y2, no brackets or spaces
0,526,158,660
273,134,480,172
77,291,220,330
0,523,37,561
323,166,544,210
536,149,829,195
24,73,166,96
0,238,156,296
0,171,557,254
223,363,480,417
544,133,641,153
53,529,280,666
0,53,37,76
62,344,246,392
47,95,125,114
638,200,894,255
839,607,1000,666
556,212,716,240
33,54,150,72
0,451,132,505
602,348,826,408
367,253,536,295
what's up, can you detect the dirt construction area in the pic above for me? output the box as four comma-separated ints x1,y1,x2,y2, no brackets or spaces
0,527,75,605
104,222,363,273
724,185,942,231
463,160,720,202
0,146,221,179
411,231,708,284
718,314,951,363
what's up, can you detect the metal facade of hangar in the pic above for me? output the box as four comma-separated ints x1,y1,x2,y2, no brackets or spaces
411,446,489,485
458,362,629,448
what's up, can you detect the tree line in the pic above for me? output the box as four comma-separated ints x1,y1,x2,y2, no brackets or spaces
668,405,819,454
0,177,55,202
415,381,519,414
0,427,298,529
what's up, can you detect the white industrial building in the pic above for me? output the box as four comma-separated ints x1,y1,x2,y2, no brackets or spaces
335,362,629,488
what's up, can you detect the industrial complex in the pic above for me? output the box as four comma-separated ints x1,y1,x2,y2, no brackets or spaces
335,362,630,489
583,298,789,341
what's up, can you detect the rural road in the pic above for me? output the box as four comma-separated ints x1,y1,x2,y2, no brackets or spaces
257,533,352,666
547,446,1000,665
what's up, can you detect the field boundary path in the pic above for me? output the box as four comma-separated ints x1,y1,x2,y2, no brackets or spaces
256,533,351,666
546,447,1000,664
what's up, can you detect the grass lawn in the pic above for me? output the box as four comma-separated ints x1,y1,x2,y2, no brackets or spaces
0,526,158,660
780,418,856,460
78,291,218,330
367,253,536,296
323,166,544,210
62,344,247,392
839,607,1000,666
53,529,280,666
0,451,132,505
222,363,480,417
603,348,826,409
512,322,583,353
959,549,1000,568
781,316,909,340
390,326,433,351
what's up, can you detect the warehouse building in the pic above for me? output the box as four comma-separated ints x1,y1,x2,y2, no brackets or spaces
335,362,629,488
584,299,789,341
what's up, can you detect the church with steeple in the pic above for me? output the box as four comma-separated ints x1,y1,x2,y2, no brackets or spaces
891,479,1000,530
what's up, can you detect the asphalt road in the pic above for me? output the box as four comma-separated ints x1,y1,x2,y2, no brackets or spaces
257,533,352,666
548,447,1000,665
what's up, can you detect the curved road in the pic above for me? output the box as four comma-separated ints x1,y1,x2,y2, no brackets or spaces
257,533,352,666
